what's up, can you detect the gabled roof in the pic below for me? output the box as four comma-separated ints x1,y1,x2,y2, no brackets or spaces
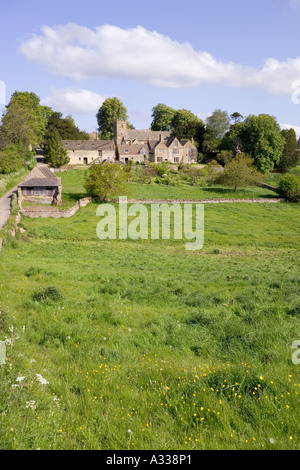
19,164,61,188
19,178,60,188
37,164,58,179
117,144,149,156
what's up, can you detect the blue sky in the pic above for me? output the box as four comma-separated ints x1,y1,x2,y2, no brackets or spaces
1,0,300,135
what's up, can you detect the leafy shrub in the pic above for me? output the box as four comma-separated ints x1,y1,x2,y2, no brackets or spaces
286,187,300,202
155,175,176,186
25,267,41,277
84,162,127,201
155,163,169,177
278,174,300,202
0,144,23,174
32,286,63,303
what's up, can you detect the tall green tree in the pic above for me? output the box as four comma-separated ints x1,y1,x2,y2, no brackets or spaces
206,109,231,140
0,103,40,151
8,91,53,141
230,112,243,124
170,109,205,154
233,114,285,173
45,112,90,141
171,109,203,141
203,109,231,152
43,128,69,168
96,98,128,140
150,104,176,131
276,128,299,172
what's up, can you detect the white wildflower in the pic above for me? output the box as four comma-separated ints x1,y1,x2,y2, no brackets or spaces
16,375,26,383
26,400,36,409
36,373,49,385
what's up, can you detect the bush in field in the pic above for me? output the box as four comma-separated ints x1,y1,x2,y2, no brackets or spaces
84,162,127,201
156,163,169,177
203,160,224,185
214,153,262,192
278,174,300,202
188,165,203,185
143,164,158,183
32,286,62,303
216,150,234,166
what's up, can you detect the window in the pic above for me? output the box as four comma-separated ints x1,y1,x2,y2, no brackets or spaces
157,157,162,162
174,157,180,163
172,149,179,154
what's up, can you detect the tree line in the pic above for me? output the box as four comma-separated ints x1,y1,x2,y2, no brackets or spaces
1,91,299,178
0,91,90,173
96,98,300,175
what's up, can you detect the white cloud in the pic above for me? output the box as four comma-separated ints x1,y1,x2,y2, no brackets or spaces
280,123,300,138
19,23,300,96
41,87,106,115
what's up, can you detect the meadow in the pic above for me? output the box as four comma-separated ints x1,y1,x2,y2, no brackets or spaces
55,166,279,206
0,168,299,450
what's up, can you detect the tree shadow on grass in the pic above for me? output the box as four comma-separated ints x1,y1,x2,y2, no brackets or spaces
201,187,279,199
63,192,88,202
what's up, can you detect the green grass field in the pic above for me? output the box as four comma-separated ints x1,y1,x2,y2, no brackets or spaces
55,168,278,203
0,169,299,450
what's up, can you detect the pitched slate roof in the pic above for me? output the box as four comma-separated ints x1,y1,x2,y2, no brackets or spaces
19,178,60,188
18,164,61,188
62,140,114,151
124,129,171,142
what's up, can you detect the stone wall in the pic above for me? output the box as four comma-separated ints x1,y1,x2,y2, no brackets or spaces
20,197,92,219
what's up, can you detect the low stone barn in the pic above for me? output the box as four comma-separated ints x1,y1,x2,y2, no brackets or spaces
62,140,115,165
18,164,62,205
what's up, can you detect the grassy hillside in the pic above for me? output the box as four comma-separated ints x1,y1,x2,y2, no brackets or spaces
0,171,299,450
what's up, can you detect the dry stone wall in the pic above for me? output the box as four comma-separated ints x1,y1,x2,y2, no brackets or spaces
20,197,92,219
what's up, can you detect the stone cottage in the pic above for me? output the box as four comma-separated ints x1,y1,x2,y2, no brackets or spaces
18,164,62,205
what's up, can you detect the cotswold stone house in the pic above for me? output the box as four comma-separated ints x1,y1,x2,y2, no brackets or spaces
62,140,115,165
18,164,62,205
114,120,197,164
60,120,197,166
